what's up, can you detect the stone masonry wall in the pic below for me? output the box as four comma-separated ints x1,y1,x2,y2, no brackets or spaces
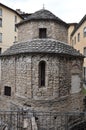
0,55,32,110
18,21,68,43
1,57,16,96
0,54,84,112
31,54,71,100
15,55,32,98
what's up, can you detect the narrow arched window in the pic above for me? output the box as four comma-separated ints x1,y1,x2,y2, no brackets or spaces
39,61,46,87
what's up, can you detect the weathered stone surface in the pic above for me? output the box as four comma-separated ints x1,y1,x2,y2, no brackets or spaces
17,9,68,44
0,53,84,112
18,21,68,43
0,8,84,130
1,39,83,57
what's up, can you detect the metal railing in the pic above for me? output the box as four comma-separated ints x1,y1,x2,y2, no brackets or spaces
0,110,86,130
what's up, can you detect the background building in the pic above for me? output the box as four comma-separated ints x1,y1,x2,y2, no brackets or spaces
68,15,86,81
0,3,23,53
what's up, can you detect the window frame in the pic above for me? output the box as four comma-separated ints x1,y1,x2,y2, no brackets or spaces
83,67,86,82
77,33,80,42
84,47,86,57
0,18,2,27
0,8,2,16
15,15,17,23
0,33,2,43
83,27,86,37
74,36,76,44
15,25,17,32
0,48,2,54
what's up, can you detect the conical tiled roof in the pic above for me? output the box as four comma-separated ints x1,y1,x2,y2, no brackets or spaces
27,9,61,20
1,39,83,58
17,9,67,26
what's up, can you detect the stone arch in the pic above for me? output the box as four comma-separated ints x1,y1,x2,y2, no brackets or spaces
71,64,80,74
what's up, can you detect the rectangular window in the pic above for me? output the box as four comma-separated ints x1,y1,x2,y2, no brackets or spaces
15,15,17,23
15,25,17,32
83,27,86,37
0,48,2,54
0,18,2,27
83,67,86,82
84,47,86,57
74,36,76,44
39,28,47,38
4,86,11,96
78,33,80,42
0,9,2,16
0,33,2,42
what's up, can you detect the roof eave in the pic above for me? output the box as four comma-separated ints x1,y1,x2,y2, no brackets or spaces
0,3,24,19
0,51,84,59
71,15,86,36
16,18,68,28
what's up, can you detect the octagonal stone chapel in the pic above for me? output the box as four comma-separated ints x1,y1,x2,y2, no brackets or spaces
0,9,84,113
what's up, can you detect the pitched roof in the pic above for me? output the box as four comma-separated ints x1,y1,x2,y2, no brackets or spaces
71,15,86,36
1,39,83,58
17,9,68,27
68,23,78,28
0,3,23,19
21,13,32,19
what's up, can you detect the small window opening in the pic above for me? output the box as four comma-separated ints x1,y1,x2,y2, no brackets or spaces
39,28,47,38
4,86,11,96
0,9,2,16
84,47,86,57
74,36,76,44
0,33,2,42
83,27,86,37
83,67,86,81
0,18,2,27
15,15,17,23
78,33,80,42
0,48,2,54
39,61,46,87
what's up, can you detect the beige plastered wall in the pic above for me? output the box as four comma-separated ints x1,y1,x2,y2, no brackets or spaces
0,6,22,52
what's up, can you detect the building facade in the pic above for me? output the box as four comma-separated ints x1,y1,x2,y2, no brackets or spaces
0,9,84,129
68,15,86,81
0,3,23,53
0,9,84,110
